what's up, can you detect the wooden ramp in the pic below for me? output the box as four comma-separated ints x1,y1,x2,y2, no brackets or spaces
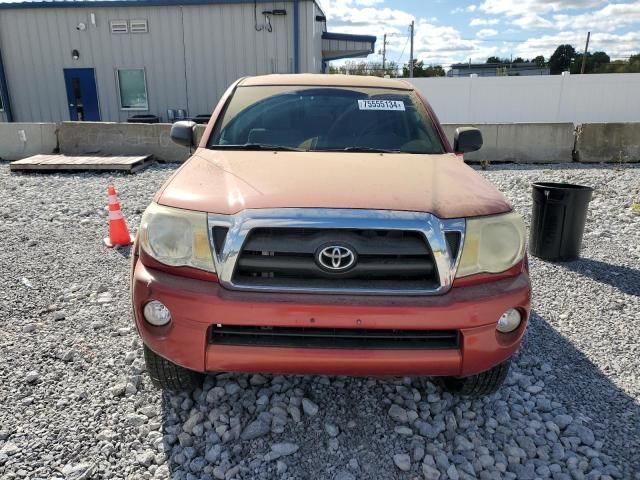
10,154,152,173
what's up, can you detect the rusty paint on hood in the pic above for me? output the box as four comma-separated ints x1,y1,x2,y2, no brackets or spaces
156,149,512,219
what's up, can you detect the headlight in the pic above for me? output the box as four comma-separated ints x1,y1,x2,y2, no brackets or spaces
139,202,215,272
456,211,526,278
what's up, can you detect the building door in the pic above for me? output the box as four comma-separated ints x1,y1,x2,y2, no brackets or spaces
63,68,100,121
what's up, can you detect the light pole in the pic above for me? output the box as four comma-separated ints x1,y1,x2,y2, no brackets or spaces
409,21,414,78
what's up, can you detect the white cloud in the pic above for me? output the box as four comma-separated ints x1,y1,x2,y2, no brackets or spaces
412,20,505,65
553,3,640,31
479,0,604,17
476,0,640,33
323,0,414,36
512,13,554,29
354,0,384,6
451,4,478,14
476,28,499,38
322,0,502,65
584,31,640,58
469,17,500,26
514,31,640,59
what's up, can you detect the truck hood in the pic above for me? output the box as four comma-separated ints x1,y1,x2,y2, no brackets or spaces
156,149,512,219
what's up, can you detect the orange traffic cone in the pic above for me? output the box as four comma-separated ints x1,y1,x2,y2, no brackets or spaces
104,184,133,248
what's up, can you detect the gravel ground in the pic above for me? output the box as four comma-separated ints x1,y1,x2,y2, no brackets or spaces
0,161,639,480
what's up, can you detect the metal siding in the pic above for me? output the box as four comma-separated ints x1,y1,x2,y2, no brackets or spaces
182,2,296,116
0,1,323,122
0,6,186,121
297,0,309,72
312,1,322,72
297,0,321,73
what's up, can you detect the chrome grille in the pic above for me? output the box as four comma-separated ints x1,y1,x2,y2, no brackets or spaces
233,228,440,290
208,209,465,295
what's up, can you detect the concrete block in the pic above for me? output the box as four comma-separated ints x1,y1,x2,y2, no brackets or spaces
4,120,636,166
194,125,207,145
442,123,575,163
58,122,191,162
575,123,640,163
0,123,58,161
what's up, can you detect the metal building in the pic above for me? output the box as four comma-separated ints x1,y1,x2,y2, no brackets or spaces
447,62,550,77
0,0,375,123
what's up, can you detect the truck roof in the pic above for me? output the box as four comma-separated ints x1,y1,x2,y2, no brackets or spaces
239,74,414,90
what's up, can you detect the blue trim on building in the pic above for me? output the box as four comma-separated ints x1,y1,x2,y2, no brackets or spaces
0,0,311,9
322,31,376,44
0,48,13,121
293,0,299,73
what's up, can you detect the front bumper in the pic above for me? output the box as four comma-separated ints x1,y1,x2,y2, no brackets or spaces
132,260,531,377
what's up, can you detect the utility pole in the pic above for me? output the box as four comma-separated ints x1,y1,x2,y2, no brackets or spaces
580,31,590,74
409,21,415,78
382,33,387,71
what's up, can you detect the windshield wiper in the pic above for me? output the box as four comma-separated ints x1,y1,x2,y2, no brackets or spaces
314,147,402,153
210,143,305,152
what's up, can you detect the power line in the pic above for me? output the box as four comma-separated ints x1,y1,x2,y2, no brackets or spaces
395,35,410,64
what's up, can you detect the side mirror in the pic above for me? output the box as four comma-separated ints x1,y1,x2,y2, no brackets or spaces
454,127,482,153
170,120,197,147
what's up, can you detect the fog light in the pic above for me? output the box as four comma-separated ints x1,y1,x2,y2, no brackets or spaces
497,308,521,333
143,300,171,326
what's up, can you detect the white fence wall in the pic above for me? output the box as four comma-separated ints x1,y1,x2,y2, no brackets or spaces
408,73,640,124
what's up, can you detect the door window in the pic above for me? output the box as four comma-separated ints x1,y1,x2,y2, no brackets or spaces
117,69,148,110
71,77,85,120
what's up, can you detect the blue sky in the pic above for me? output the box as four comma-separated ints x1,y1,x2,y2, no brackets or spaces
319,0,640,66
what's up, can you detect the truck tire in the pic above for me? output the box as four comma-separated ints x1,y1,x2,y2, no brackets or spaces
143,344,204,391
440,360,510,397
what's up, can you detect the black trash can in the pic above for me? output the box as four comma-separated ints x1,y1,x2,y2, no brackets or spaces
529,182,593,261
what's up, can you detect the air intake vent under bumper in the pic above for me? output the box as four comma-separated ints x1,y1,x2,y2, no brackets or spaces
209,325,460,350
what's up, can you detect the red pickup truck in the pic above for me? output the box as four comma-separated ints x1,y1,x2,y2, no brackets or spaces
131,74,531,397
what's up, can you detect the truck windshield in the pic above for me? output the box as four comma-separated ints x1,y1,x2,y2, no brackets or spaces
208,86,445,154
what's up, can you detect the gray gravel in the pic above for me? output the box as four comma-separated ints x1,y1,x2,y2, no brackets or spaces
0,162,639,479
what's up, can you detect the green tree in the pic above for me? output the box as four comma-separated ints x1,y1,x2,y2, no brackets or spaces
601,54,640,73
401,60,445,77
486,56,502,64
570,51,611,74
512,57,525,63
328,61,400,77
627,54,640,72
422,64,446,77
532,55,546,67
549,44,576,74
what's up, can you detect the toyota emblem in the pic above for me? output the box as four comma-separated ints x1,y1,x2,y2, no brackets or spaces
316,245,357,272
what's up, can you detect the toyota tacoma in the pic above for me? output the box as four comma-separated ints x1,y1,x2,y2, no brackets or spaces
131,74,531,397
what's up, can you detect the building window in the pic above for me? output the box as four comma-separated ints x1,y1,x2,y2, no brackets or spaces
0,92,4,111
117,69,148,110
